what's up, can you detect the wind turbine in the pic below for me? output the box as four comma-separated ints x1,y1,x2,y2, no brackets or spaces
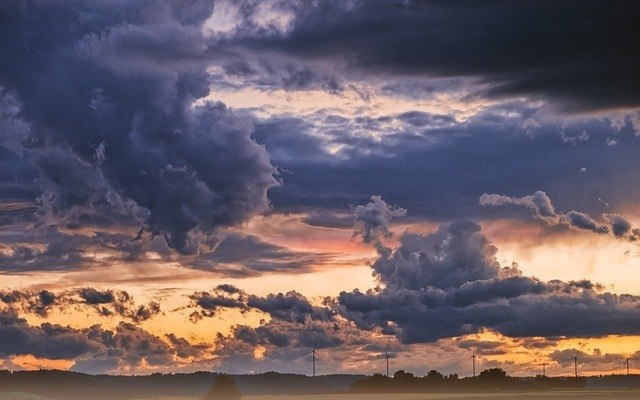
627,357,629,375
308,348,324,377
626,357,635,375
383,350,390,377
572,352,579,377
541,362,548,377
466,352,477,377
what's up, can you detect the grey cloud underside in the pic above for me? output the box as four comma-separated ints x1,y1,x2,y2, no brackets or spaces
223,0,640,112
0,0,278,255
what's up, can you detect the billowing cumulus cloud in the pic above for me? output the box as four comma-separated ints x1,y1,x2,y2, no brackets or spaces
0,0,278,255
337,200,640,343
353,195,407,245
481,190,640,240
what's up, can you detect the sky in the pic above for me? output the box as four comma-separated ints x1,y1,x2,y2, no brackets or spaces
1,0,640,377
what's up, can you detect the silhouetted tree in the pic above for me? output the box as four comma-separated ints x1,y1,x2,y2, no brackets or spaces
204,375,241,400
426,370,444,380
478,368,508,382
393,370,414,379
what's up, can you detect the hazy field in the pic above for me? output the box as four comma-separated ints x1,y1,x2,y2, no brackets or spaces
241,393,640,400
5,392,640,400
137,392,640,400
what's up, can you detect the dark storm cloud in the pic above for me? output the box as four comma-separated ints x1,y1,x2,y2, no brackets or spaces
0,0,278,255
226,0,640,112
481,190,640,240
253,107,640,221
336,198,640,343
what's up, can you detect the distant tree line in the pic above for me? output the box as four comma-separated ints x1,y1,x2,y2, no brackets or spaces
4,368,640,398
350,368,588,393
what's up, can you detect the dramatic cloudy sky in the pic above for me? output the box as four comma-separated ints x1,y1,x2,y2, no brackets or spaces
1,0,640,377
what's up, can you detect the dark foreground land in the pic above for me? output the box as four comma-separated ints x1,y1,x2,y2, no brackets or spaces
2,369,640,400
244,392,640,400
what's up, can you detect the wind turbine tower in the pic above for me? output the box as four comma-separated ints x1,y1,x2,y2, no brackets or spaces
384,350,390,377
309,348,323,377
627,358,630,376
467,352,476,377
